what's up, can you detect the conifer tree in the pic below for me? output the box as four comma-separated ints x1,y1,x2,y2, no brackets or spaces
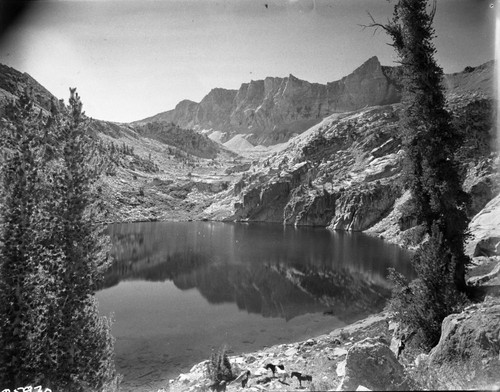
369,0,469,291
0,88,50,387
366,0,470,350
0,88,117,391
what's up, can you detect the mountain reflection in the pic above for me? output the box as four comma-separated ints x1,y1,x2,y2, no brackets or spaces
102,221,413,322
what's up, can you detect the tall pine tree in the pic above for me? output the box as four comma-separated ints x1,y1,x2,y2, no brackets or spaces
0,88,50,387
0,88,117,391
369,0,469,291
367,0,470,349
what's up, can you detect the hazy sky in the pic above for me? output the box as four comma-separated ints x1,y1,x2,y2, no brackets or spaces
0,0,495,123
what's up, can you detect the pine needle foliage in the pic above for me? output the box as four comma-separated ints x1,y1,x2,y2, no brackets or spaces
366,0,470,350
388,225,468,350
0,88,117,391
368,0,470,292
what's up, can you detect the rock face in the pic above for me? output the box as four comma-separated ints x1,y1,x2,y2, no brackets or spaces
420,298,500,390
134,57,402,145
463,157,500,218
466,193,500,257
217,104,404,229
337,337,414,391
329,184,400,231
284,186,336,226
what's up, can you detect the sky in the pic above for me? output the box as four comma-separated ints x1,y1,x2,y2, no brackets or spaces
0,0,496,123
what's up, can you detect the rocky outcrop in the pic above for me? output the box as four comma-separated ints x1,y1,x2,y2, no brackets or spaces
444,60,494,98
463,157,500,218
466,193,500,257
0,63,59,113
134,57,402,145
283,186,336,226
416,297,500,390
337,337,415,391
224,104,404,228
329,184,400,231
234,162,312,223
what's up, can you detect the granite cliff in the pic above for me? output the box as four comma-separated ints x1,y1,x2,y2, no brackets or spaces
134,56,402,145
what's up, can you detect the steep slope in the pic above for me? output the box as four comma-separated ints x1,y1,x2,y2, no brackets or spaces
444,60,494,97
134,56,402,145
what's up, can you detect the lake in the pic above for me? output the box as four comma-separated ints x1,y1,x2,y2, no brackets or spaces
97,221,413,391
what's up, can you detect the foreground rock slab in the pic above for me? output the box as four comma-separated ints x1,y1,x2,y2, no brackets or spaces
337,337,414,391
417,296,500,390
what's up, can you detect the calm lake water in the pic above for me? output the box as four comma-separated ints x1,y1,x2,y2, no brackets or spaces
97,221,413,392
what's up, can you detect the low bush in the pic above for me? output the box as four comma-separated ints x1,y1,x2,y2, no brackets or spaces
206,345,234,384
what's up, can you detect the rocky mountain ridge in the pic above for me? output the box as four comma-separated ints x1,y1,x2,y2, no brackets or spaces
134,56,402,145
0,58,496,239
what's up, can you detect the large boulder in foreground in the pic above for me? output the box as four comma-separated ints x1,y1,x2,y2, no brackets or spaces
337,337,414,391
420,297,500,390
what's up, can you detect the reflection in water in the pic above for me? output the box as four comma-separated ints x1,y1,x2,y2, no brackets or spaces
98,221,413,391
103,221,413,322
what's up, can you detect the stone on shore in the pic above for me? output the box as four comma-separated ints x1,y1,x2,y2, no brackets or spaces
337,337,414,391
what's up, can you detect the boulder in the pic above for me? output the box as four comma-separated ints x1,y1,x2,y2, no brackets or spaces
419,298,500,390
337,337,414,391
473,237,500,257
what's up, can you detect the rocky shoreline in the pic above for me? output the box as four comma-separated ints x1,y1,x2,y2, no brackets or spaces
165,312,394,392
163,255,500,392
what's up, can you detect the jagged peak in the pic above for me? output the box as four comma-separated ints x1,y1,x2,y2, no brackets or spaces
350,56,381,74
365,55,380,64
